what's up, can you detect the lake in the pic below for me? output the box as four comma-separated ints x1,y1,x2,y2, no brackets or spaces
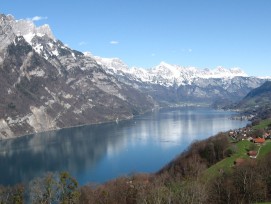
0,107,248,186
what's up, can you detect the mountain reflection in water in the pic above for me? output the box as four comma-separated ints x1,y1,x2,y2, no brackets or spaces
0,107,248,185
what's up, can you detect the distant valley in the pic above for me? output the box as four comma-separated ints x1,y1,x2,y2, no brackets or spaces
0,13,269,139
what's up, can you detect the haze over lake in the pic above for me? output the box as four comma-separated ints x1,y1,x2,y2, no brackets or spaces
0,107,248,186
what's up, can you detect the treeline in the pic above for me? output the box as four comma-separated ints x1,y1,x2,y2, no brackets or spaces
208,155,271,203
158,132,230,179
79,132,271,204
0,132,232,203
0,172,80,204
2,130,271,203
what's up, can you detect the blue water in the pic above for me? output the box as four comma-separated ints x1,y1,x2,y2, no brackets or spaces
0,107,248,186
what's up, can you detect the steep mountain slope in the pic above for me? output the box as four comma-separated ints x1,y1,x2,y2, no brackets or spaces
235,81,271,119
0,14,156,139
244,80,271,99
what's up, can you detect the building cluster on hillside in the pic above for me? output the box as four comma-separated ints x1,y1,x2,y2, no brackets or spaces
228,127,252,141
231,114,255,121
228,125,271,142
229,124,271,164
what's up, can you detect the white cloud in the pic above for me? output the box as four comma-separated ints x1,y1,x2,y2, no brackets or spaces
110,40,119,45
29,16,48,21
79,41,87,46
181,48,193,53
151,53,156,57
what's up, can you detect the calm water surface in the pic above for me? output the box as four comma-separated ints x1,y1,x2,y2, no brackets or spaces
0,107,248,185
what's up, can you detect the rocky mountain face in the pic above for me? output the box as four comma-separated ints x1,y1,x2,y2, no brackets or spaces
233,81,271,119
0,14,156,139
0,14,269,139
244,81,271,100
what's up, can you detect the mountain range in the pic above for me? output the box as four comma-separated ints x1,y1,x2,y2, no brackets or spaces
93,56,267,107
0,14,269,139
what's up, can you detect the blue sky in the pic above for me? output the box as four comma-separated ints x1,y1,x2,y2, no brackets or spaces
1,0,271,76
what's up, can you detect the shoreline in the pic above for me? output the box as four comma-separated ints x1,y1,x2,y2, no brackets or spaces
0,106,250,187
0,103,212,141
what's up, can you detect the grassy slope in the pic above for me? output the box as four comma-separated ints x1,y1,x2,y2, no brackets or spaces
258,140,271,158
204,119,271,180
203,140,251,180
253,119,271,130
256,203,271,204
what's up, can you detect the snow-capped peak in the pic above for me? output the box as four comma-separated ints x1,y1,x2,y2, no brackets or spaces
158,61,174,68
204,66,247,78
152,61,182,80
229,67,247,76
95,56,249,87
94,56,130,73
2,14,55,45
36,24,55,39
83,51,93,57
1,13,249,88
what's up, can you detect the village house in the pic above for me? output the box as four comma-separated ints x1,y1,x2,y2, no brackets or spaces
247,136,254,142
234,158,246,166
253,137,265,144
248,150,258,158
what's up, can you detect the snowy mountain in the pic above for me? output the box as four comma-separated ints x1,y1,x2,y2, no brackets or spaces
0,14,268,139
0,14,156,139
94,57,248,87
94,56,266,106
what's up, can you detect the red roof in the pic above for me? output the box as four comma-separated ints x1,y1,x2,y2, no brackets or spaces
254,138,265,143
248,151,257,156
234,158,245,166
